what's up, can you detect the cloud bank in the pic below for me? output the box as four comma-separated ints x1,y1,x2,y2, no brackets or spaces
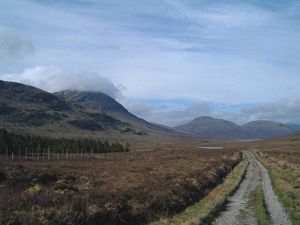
127,99,300,127
2,66,121,98
127,102,212,126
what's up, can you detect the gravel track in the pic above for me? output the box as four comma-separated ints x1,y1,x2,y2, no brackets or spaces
256,157,291,225
212,152,291,225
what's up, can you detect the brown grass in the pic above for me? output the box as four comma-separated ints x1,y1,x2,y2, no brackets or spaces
151,154,248,225
0,147,241,225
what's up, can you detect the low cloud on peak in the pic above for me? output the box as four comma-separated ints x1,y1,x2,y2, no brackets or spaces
1,66,121,98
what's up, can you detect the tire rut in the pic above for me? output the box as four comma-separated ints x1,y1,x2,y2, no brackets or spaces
211,152,291,225
256,157,291,225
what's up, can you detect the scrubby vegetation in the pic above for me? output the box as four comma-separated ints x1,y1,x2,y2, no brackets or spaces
0,148,241,225
151,155,248,225
0,129,130,156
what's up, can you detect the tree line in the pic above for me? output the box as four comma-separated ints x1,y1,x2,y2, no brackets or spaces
0,129,130,156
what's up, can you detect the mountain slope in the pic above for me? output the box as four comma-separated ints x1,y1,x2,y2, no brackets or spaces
0,80,176,142
55,90,128,114
0,80,70,111
0,80,75,128
286,123,300,132
54,90,173,134
242,120,294,139
175,116,245,139
0,81,141,136
176,116,295,139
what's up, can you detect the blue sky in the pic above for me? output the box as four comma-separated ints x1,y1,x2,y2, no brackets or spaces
1,0,300,126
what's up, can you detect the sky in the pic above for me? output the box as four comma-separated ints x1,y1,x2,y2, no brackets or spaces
0,0,300,126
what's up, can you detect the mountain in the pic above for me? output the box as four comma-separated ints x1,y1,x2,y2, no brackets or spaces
175,116,245,139
0,80,70,111
286,123,300,132
0,80,75,129
0,80,175,142
2,80,294,141
54,90,173,134
176,116,295,140
242,120,295,139
55,90,129,114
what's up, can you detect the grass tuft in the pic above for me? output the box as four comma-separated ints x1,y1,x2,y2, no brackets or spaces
27,184,42,195
253,185,270,225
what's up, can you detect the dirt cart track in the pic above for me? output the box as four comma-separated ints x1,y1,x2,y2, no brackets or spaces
213,152,291,225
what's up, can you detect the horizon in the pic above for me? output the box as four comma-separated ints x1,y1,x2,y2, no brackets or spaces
2,78,299,128
1,0,300,126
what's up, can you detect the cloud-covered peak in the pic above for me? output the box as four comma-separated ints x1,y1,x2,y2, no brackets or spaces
2,66,121,98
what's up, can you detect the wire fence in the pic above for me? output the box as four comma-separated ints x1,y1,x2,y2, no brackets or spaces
0,149,167,161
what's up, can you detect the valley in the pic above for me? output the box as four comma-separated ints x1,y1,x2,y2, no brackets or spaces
0,145,241,225
0,80,299,225
1,0,299,224
0,80,298,143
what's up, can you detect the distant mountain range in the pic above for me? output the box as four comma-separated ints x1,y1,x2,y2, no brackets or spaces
0,80,299,141
175,116,299,139
0,80,175,142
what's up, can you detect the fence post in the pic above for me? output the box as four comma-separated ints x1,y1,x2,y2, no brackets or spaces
25,147,28,159
5,146,8,160
48,147,50,160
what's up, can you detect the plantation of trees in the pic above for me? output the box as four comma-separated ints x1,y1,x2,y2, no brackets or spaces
0,129,130,157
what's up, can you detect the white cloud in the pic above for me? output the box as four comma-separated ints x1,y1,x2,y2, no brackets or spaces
125,99,300,126
0,27,34,59
212,99,300,125
239,99,300,123
126,102,212,126
0,0,300,126
1,66,121,98
164,1,275,28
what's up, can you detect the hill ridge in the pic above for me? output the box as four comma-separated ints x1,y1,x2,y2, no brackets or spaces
176,116,296,139
0,80,175,141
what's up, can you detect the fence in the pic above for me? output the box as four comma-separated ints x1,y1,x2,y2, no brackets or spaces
1,148,167,161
